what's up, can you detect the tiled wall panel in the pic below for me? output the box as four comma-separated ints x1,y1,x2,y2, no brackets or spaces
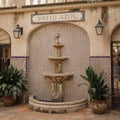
90,56,111,89
28,23,90,101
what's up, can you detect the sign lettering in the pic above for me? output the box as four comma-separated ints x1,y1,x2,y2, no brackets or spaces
31,11,85,24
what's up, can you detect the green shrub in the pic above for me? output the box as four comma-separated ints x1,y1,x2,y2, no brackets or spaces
0,65,27,99
80,67,109,100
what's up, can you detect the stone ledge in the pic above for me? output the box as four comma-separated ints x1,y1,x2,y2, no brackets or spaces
0,1,120,14
29,95,88,113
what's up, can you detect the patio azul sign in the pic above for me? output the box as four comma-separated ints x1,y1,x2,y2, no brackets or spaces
31,11,85,24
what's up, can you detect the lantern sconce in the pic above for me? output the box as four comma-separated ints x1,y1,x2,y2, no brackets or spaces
13,24,23,39
95,20,104,35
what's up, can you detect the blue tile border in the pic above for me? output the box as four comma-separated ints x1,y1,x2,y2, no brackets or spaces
11,56,111,59
90,56,111,58
11,56,29,58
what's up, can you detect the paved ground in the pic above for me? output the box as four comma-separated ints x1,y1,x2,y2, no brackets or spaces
0,104,120,120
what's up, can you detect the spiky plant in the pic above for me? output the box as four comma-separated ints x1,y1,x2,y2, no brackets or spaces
80,67,109,100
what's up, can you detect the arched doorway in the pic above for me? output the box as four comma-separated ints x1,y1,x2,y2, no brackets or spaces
111,25,120,107
28,23,90,101
0,28,11,72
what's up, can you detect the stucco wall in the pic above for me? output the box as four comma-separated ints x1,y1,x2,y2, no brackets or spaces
0,7,119,57
0,7,101,56
0,4,120,103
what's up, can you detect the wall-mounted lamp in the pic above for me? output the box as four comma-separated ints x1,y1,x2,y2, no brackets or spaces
95,20,104,35
13,24,23,39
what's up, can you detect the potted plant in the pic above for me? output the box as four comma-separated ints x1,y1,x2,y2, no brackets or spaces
0,65,27,105
80,67,110,114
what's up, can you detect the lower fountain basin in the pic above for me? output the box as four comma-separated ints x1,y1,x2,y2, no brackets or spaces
29,95,88,113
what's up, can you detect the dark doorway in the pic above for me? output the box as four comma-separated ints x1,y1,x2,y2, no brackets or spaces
0,45,11,73
111,41,120,107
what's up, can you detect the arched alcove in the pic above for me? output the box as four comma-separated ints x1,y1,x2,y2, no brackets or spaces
111,24,120,108
28,23,90,101
0,28,11,72
0,28,11,44
112,25,120,41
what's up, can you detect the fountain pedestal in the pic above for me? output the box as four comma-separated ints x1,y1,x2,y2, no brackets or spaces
44,73,73,102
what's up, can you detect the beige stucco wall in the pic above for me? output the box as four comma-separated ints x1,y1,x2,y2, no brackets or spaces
0,5,119,57
103,7,120,56
0,2,119,106
0,7,120,56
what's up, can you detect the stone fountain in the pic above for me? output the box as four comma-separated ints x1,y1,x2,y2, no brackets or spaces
44,33,73,102
29,34,88,113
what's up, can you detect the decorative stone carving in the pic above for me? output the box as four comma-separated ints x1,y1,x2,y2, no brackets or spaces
51,77,63,101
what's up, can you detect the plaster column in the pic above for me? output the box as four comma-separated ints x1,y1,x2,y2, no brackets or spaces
8,0,14,7
13,0,25,8
2,0,7,7
30,0,33,5
38,0,41,4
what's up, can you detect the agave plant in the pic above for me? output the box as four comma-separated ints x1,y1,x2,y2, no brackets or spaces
80,67,109,101
0,65,27,99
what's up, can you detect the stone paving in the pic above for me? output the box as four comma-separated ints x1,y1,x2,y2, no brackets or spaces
0,104,120,120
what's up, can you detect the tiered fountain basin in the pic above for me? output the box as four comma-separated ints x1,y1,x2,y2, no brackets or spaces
29,96,88,113
49,56,68,60
44,73,73,78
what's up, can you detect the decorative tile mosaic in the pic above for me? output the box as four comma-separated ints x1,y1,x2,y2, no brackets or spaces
28,23,90,101
90,56,111,88
112,25,120,41
10,56,29,77
0,28,10,44
108,7,120,20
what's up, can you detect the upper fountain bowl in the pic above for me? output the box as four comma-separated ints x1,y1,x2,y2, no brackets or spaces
49,56,68,61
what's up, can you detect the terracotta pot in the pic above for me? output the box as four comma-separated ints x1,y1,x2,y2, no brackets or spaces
91,99,108,114
3,96,16,106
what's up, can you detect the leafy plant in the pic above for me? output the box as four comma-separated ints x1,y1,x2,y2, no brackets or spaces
0,65,27,99
80,67,109,100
